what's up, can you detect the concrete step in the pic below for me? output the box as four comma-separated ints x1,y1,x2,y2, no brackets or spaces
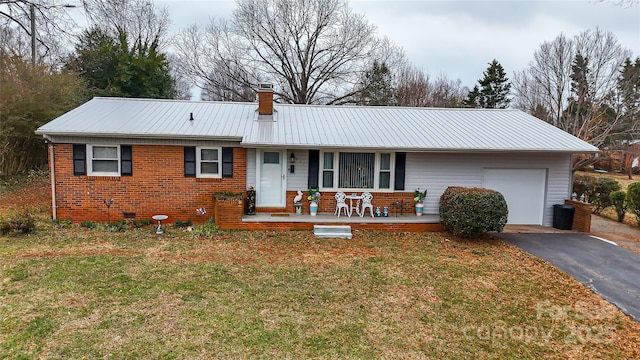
314,225,352,239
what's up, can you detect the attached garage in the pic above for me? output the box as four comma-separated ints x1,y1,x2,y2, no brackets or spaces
482,168,547,225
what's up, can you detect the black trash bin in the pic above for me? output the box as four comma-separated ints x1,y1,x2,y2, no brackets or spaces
553,204,575,230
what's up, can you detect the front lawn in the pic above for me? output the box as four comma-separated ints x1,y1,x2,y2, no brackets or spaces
1,225,638,359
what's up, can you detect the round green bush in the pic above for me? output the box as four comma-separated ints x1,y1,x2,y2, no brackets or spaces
590,177,621,214
626,182,640,226
609,191,627,222
439,186,508,238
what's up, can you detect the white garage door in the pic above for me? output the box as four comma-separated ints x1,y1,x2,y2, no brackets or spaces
482,169,547,225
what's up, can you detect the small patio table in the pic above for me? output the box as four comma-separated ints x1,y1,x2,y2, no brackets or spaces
345,194,362,217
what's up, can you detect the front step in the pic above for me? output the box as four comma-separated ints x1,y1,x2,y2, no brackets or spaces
313,225,352,239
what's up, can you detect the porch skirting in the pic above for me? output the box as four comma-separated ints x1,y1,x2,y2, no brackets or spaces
241,213,443,232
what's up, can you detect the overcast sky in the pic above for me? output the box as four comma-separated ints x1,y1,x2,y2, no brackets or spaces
157,0,640,90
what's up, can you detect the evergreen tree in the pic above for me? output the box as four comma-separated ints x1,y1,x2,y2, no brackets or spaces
465,59,511,108
65,27,176,99
357,61,397,106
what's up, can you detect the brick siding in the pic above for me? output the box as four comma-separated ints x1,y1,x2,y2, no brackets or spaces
52,144,246,223
51,144,437,231
564,199,592,232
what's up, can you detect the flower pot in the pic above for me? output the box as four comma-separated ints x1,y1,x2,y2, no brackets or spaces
310,201,318,216
415,203,424,216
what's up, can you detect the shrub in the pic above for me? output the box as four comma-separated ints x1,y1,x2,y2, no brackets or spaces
590,178,621,215
52,218,73,228
106,220,128,232
175,219,193,228
439,186,508,238
627,182,640,226
572,174,597,202
131,219,153,228
0,211,36,235
610,191,627,223
80,220,95,229
192,217,219,238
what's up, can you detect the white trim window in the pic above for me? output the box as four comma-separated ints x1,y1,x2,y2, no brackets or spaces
321,151,394,190
196,147,221,178
87,145,120,176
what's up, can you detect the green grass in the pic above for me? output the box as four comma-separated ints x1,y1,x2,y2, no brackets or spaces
1,225,638,359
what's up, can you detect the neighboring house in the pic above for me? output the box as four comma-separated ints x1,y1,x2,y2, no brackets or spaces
35,86,597,229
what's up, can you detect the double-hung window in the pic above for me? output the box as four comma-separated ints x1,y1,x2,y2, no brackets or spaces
88,145,120,176
196,147,221,178
321,151,393,190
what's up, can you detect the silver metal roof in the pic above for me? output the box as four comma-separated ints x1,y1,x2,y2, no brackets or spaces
36,97,598,153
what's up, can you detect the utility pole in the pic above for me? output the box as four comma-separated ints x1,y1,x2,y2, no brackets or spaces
29,3,78,67
30,3,36,66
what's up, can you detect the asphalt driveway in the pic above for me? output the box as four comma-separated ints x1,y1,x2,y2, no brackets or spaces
496,233,640,322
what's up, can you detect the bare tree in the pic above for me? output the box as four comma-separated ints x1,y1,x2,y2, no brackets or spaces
512,28,633,147
396,64,467,108
0,0,79,62
175,0,389,104
81,0,170,50
396,64,430,107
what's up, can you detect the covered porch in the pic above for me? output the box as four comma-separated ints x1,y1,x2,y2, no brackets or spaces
242,213,443,232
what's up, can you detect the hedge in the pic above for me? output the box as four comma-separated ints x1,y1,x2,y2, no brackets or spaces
439,186,508,238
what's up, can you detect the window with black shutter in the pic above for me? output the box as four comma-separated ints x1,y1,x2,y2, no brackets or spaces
73,144,86,175
184,147,196,177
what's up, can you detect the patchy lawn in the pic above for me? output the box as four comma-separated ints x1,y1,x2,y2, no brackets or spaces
1,225,639,359
1,172,639,358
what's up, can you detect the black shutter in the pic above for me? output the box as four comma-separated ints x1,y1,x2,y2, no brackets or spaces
308,149,319,188
73,144,86,176
394,152,406,191
184,147,196,177
121,145,132,176
222,147,233,178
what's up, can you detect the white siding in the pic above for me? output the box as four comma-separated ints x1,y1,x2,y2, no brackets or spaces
286,149,308,191
246,149,256,188
248,148,309,191
405,152,572,226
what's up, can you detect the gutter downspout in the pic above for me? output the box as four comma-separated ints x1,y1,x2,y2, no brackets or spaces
48,142,57,220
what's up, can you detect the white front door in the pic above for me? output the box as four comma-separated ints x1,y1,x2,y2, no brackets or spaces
258,150,285,207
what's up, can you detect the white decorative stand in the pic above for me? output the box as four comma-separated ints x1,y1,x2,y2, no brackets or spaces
152,215,168,234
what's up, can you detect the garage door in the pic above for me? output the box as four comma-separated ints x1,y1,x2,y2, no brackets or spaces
482,169,547,225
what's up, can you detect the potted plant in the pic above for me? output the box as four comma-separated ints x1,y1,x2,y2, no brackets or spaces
414,188,427,216
308,187,321,216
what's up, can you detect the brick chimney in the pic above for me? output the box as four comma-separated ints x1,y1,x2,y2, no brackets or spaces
257,83,274,115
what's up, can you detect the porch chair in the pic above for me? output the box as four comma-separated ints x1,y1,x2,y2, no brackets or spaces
334,191,350,217
361,192,374,217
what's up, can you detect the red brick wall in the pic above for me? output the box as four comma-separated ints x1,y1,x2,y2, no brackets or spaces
52,144,246,223
565,199,592,233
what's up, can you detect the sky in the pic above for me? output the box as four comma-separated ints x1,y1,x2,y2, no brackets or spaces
157,0,640,91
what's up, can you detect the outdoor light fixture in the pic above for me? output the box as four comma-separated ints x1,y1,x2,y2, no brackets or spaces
289,152,296,174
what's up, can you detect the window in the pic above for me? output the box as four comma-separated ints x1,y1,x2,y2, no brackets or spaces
339,152,375,188
88,145,120,176
196,147,221,178
320,151,394,190
379,153,391,189
322,152,334,188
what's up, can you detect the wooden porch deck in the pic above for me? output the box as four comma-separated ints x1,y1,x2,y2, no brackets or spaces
243,213,439,223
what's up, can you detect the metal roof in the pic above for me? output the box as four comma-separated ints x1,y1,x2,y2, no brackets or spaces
36,97,598,153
